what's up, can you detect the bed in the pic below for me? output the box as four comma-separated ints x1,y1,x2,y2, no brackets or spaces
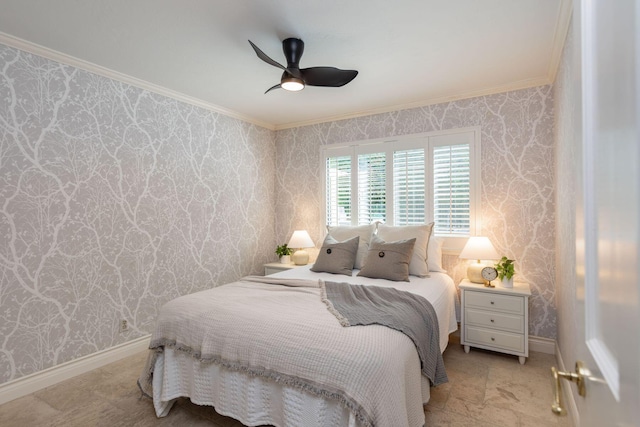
138,225,458,427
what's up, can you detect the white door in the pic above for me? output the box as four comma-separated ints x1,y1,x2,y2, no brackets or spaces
568,0,640,425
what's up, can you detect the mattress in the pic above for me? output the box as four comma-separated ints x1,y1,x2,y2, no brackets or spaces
149,266,458,427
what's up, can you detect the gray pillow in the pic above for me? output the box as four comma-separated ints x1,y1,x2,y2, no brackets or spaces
311,235,360,275
357,234,416,282
327,224,375,269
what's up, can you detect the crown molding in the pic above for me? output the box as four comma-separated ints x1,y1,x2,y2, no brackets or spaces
0,32,276,131
273,76,551,131
546,0,573,83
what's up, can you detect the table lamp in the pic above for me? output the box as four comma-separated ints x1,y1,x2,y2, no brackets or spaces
288,230,315,265
459,236,500,284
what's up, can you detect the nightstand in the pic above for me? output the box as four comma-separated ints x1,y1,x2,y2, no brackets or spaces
459,279,531,364
264,262,300,275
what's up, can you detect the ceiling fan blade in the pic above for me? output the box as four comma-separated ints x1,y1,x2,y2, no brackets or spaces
300,67,358,87
248,40,286,71
264,83,282,94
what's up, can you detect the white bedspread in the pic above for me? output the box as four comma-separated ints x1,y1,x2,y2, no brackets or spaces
276,266,458,353
142,266,458,427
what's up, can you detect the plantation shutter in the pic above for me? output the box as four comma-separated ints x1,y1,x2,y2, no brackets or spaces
393,148,426,225
326,155,352,226
433,144,470,235
357,152,386,225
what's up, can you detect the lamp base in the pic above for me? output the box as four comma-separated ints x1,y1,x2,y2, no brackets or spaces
467,261,488,284
292,249,309,265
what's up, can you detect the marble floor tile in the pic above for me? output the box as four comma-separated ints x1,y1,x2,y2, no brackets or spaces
0,395,61,426
448,377,488,404
518,411,573,427
424,406,495,427
34,374,107,412
437,338,573,427
443,395,522,427
427,382,452,410
48,404,130,427
0,340,574,427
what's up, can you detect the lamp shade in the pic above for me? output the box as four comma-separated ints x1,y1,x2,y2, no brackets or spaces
288,230,314,249
288,230,314,265
459,236,500,260
459,236,500,285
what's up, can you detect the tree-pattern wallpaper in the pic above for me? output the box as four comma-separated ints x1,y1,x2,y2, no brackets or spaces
275,86,556,339
1,39,558,387
0,44,275,384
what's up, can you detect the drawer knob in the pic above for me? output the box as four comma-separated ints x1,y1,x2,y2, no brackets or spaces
490,301,495,305
491,337,495,341
490,319,495,323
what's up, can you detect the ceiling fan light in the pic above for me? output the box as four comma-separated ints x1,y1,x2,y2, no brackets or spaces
281,76,304,91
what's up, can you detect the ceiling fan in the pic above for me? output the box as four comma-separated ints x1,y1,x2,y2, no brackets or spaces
248,38,358,94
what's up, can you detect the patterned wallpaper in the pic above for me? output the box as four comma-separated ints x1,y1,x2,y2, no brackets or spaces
275,86,557,338
0,44,276,384
0,37,559,386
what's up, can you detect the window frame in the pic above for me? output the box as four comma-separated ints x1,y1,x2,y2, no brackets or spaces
320,127,481,254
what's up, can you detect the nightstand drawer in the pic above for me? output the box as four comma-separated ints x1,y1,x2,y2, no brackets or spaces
465,308,524,333
465,290,524,315
465,326,525,353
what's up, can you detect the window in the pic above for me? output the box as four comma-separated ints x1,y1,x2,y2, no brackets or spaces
325,155,351,226
433,144,471,235
394,148,426,225
322,128,479,252
358,152,386,224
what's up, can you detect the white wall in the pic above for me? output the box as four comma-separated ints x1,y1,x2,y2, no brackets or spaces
553,10,582,410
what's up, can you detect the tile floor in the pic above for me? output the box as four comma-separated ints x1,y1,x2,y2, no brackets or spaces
0,337,573,426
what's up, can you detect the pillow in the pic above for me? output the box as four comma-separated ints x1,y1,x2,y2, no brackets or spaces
427,236,446,272
327,224,376,269
357,234,416,282
376,222,434,277
311,235,360,276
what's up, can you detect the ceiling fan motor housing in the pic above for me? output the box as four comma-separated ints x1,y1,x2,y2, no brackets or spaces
283,38,304,69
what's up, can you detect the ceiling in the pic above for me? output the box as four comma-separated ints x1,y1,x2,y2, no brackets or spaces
0,0,571,130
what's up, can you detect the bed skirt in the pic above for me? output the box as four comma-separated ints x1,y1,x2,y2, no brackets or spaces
150,348,431,427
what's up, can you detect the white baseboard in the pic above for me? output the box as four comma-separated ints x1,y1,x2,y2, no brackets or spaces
529,335,556,354
555,343,579,426
0,335,151,406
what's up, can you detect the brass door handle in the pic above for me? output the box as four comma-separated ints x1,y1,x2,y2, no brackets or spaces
551,361,587,415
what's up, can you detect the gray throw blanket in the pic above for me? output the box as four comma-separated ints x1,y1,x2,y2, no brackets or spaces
322,280,448,386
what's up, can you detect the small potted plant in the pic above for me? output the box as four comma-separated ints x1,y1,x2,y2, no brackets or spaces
495,256,515,288
275,244,293,264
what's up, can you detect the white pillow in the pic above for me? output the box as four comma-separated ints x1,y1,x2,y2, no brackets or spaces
376,223,433,277
427,236,446,272
326,224,376,269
